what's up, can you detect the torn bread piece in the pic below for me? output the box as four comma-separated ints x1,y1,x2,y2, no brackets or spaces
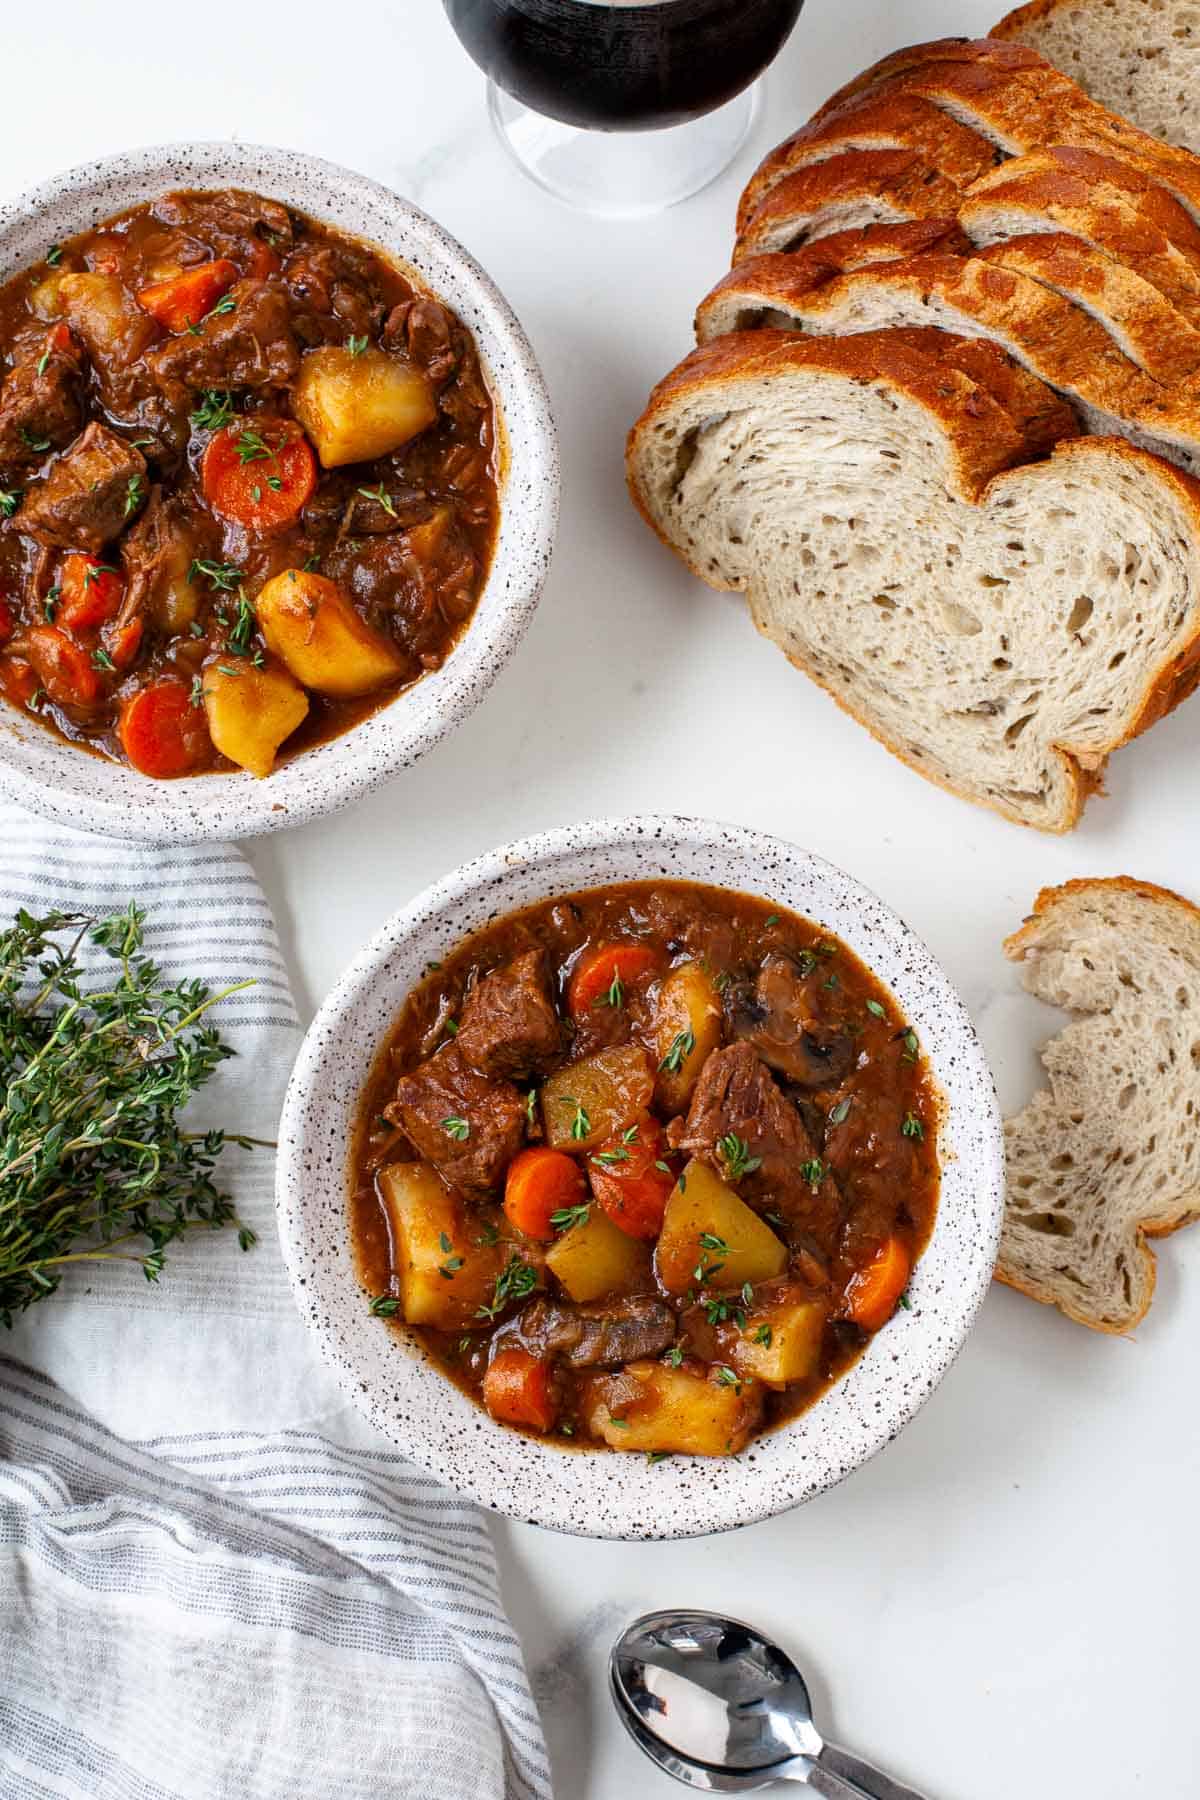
1002,877,1200,1330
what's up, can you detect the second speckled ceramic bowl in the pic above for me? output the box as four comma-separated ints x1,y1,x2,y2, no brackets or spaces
0,143,558,842
276,816,1004,1538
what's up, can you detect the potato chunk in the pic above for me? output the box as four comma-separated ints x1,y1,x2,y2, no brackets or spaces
732,1294,828,1388
545,1207,650,1303
57,272,153,364
541,1045,654,1153
653,961,723,1112
203,657,308,778
293,345,437,468
377,1161,503,1330
655,1159,787,1295
584,1359,763,1456
256,568,406,697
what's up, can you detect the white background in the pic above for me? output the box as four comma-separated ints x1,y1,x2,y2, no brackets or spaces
3,2,1198,1795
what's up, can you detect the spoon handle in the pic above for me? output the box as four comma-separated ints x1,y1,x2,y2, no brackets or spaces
808,1741,932,1800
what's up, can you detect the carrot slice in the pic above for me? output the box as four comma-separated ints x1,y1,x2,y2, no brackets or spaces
588,1117,675,1240
845,1236,911,1332
118,677,211,778
482,1347,558,1433
201,418,317,532
23,626,101,708
57,554,124,631
137,258,238,333
568,941,661,1020
504,1147,587,1241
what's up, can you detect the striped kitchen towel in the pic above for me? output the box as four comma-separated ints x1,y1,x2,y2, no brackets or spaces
0,805,551,1800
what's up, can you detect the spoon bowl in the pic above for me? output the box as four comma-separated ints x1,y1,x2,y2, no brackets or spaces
611,1609,932,1798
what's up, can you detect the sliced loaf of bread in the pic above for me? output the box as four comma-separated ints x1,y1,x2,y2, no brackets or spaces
1002,877,1200,1330
992,0,1200,154
627,330,1200,830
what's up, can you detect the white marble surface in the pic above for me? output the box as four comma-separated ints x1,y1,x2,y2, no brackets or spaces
4,2,1199,1795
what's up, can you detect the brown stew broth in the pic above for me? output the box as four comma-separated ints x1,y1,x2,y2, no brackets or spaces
352,881,940,1453
0,188,498,772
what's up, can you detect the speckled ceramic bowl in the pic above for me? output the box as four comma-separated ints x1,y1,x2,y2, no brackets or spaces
0,143,557,841
277,816,1004,1538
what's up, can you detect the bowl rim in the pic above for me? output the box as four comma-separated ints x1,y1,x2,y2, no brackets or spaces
276,814,1006,1538
0,140,558,842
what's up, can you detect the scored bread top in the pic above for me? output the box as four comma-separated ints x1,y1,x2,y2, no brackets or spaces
1001,876,1200,1330
974,233,1200,382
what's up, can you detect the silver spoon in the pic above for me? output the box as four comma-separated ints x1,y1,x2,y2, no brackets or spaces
610,1608,932,1798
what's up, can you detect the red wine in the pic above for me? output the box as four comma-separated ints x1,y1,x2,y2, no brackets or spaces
443,0,806,132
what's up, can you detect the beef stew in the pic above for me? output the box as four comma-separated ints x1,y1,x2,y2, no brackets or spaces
0,188,499,778
353,881,940,1458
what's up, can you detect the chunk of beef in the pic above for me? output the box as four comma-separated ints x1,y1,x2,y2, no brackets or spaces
384,1044,525,1194
514,1296,676,1368
118,486,203,629
679,1042,843,1251
282,242,383,346
382,298,459,387
0,328,84,479
324,522,478,668
730,953,857,1088
15,424,147,551
153,190,294,262
644,890,738,970
146,280,298,391
456,950,563,1080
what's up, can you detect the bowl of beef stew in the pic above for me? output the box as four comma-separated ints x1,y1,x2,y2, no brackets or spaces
277,816,1004,1538
0,144,557,839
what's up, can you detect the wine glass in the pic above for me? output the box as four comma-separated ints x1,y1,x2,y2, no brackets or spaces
442,0,807,218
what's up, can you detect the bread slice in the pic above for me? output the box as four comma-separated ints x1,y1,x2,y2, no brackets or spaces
976,233,1200,381
725,252,1200,471
1001,877,1200,1330
627,329,1200,830
698,219,969,337
734,150,963,261
992,0,1200,153
736,92,1001,235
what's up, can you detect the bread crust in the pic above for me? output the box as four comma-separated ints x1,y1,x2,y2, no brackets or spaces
810,37,1049,124
736,92,1001,235
697,220,970,338
734,149,964,262
975,232,1200,381
1000,874,1200,1328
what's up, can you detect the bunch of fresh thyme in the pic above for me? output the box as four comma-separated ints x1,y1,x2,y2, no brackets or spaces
0,903,259,1325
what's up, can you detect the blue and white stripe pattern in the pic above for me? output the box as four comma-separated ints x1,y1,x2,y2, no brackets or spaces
0,807,551,1800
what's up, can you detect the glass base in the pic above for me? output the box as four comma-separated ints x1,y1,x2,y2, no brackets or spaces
487,80,762,218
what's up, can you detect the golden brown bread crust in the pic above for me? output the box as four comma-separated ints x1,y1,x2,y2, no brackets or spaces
697,219,969,335
974,232,1200,382
734,150,964,263
989,0,1087,43
810,37,1049,123
999,873,1200,1326
736,92,1002,235
628,335,1200,832
966,144,1200,259
695,253,1080,456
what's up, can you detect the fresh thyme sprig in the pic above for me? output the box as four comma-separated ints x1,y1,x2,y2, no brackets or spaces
0,903,261,1323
